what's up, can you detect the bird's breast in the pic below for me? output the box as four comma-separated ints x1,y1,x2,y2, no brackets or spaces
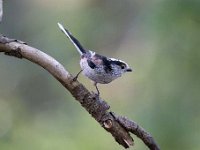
79,58,119,84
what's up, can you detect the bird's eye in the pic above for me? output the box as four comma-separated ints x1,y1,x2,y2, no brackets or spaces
120,65,125,69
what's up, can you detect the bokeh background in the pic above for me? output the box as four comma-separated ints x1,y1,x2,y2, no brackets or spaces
1,0,200,149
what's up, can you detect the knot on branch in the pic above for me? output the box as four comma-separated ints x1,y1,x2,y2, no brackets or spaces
5,47,23,58
103,119,113,129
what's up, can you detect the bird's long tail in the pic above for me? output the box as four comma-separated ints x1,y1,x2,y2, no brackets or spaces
58,22,86,55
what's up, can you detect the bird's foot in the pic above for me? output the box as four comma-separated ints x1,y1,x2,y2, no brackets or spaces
91,91,100,99
93,82,100,97
72,70,83,81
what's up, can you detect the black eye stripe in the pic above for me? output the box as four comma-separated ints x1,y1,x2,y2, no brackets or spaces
110,60,126,68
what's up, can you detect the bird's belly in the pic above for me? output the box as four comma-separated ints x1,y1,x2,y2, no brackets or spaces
83,70,114,84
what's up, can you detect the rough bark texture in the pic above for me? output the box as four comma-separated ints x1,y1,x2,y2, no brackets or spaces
0,35,160,150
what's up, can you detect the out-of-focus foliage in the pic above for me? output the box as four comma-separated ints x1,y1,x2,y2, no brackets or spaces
0,0,200,150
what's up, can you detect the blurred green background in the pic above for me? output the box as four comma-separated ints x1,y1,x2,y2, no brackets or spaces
1,0,200,149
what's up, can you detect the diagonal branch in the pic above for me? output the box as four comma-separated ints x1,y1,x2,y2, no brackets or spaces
0,35,160,150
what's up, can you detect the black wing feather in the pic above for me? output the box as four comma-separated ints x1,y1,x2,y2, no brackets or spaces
92,54,113,73
102,57,112,73
87,59,96,69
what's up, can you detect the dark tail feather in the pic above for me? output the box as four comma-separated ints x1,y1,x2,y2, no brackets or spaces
58,23,86,55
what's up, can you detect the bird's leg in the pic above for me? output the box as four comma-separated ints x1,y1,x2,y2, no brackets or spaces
94,82,100,96
73,70,83,81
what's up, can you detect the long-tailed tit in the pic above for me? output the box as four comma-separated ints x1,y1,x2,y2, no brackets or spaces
58,23,132,95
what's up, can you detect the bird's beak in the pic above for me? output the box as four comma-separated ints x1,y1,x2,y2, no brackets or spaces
126,68,132,72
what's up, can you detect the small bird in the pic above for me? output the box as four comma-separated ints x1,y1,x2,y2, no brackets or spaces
58,23,132,95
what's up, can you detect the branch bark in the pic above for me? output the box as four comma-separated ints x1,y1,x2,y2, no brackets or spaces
0,35,160,150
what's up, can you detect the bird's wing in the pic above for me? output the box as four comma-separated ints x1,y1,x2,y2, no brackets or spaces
89,54,112,73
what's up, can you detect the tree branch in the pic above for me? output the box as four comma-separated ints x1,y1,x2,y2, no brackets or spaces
0,35,160,150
